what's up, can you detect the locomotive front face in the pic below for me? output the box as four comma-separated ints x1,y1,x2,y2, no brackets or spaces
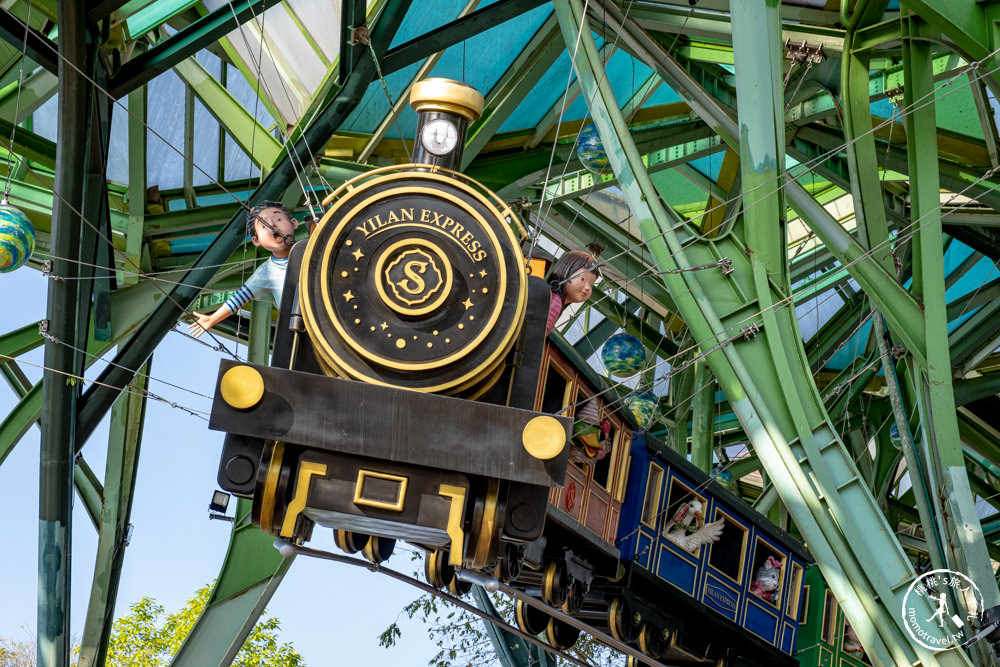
298,167,528,395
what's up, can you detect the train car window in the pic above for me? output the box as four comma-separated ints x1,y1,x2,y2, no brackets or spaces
799,585,810,626
749,539,784,607
821,590,837,643
592,419,618,490
707,509,747,583
663,478,709,555
613,432,631,503
540,357,574,415
786,562,804,621
640,464,665,527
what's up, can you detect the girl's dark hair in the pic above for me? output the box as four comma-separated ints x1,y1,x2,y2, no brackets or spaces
246,200,292,239
547,250,600,297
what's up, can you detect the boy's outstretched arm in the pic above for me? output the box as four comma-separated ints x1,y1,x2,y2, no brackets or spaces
188,305,232,338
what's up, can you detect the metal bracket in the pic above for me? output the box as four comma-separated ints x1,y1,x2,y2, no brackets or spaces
784,39,824,65
741,323,760,340
349,24,370,46
38,319,49,335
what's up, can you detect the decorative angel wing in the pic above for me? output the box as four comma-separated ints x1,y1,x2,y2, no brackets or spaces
664,518,725,553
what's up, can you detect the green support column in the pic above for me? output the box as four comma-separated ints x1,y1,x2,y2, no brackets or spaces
171,300,292,667
554,1,972,664
902,34,1000,613
470,586,555,667
38,2,91,664
690,360,713,472
124,84,145,285
78,359,150,667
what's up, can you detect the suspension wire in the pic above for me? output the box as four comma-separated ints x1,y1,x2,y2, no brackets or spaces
33,329,214,401
366,40,413,163
224,0,331,210
3,0,32,202
0,8,317,229
0,351,210,420
5,149,243,361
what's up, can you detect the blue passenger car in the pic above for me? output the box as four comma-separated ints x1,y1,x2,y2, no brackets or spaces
612,433,812,663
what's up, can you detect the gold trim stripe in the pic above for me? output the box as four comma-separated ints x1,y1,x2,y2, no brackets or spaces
258,441,284,534
438,484,467,567
279,461,328,538
353,469,408,511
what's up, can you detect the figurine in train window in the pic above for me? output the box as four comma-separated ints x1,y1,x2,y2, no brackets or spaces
546,250,600,334
189,201,299,337
663,499,725,553
571,398,611,461
843,620,865,659
750,555,783,601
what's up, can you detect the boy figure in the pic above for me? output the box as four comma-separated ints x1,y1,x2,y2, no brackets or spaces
189,201,298,338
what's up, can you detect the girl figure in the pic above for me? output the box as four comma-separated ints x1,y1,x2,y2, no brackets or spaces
546,250,600,334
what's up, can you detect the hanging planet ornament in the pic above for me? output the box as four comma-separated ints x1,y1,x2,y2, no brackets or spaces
601,333,646,377
0,200,34,272
711,465,735,490
628,390,658,426
889,423,903,451
576,122,611,175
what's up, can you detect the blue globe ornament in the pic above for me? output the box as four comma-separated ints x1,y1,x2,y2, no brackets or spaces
577,122,610,175
889,423,903,450
601,333,646,378
628,390,658,426
0,201,34,272
711,465,734,490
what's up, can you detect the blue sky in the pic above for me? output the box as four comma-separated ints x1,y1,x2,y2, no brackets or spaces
0,264,447,664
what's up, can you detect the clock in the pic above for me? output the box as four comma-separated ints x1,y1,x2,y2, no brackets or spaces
421,118,459,156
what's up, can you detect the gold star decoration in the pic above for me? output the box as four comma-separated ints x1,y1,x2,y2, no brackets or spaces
380,321,389,330
479,269,488,278
343,290,355,302
462,297,474,310
352,248,364,261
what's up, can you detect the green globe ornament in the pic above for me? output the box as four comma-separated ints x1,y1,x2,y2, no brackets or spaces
601,333,646,377
628,390,657,427
889,423,903,451
577,122,610,175
0,200,34,272
711,465,734,490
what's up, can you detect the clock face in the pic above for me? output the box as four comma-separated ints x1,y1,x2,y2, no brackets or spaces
421,119,459,156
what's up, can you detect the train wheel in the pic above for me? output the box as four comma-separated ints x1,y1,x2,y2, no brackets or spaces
468,479,505,569
362,535,395,564
425,550,471,596
561,579,585,615
542,561,569,607
494,543,524,583
446,574,472,597
515,599,549,636
425,550,450,589
608,596,642,644
638,623,671,659
545,618,581,650
334,529,366,554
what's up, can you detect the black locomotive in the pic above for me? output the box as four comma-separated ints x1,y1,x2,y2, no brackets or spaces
211,78,572,587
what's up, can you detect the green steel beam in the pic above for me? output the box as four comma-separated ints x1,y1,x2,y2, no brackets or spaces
380,0,552,75
73,454,103,530
471,586,555,667
108,0,285,99
569,2,972,664
124,84,144,285
902,32,1000,620
359,0,482,165
0,67,57,124
172,55,282,170
77,357,148,667
463,13,561,168
955,374,1000,407
0,6,58,74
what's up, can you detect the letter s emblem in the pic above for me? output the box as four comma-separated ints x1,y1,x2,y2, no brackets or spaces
399,261,427,294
